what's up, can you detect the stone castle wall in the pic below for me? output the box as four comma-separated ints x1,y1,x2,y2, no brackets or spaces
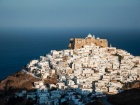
68,34,108,49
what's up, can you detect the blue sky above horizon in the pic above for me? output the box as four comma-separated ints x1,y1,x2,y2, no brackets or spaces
0,0,140,30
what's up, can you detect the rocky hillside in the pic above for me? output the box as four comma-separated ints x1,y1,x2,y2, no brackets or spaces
0,70,58,105
0,71,40,104
0,71,40,92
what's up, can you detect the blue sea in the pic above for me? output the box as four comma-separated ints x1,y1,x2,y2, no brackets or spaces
0,28,140,80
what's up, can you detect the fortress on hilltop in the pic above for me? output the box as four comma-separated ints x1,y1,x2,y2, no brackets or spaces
68,34,108,49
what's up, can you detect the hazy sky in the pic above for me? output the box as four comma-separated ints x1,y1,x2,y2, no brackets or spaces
0,0,140,30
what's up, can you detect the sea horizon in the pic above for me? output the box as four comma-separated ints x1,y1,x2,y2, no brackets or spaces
0,28,140,80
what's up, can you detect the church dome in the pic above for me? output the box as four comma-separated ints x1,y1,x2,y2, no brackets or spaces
97,37,100,39
87,33,92,37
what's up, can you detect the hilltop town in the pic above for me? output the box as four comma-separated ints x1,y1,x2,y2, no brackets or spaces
9,34,140,105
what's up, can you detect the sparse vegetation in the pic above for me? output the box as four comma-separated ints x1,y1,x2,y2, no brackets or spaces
44,74,58,85
122,81,140,90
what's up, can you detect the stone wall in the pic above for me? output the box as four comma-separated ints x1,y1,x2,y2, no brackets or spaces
68,34,108,49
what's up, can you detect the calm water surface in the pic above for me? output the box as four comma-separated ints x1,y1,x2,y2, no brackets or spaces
0,28,140,80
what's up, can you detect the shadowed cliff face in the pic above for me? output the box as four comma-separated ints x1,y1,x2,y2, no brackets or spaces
108,81,140,105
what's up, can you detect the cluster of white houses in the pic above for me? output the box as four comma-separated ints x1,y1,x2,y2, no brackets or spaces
17,35,140,105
